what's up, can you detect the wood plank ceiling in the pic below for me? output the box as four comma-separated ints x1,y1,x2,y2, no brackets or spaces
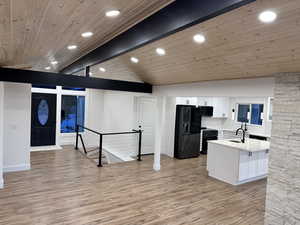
92,0,300,85
0,0,174,71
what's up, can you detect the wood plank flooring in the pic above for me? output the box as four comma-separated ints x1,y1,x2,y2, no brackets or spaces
0,147,266,225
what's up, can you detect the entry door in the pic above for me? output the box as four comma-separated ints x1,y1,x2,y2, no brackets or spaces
31,93,57,146
137,97,156,155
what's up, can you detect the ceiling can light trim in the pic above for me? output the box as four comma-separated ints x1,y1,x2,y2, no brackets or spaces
259,10,277,23
67,45,78,50
106,10,121,17
81,32,94,38
156,48,166,56
99,67,106,72
131,57,139,63
193,34,206,44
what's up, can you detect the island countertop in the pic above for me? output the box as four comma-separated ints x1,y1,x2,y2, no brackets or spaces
208,138,270,152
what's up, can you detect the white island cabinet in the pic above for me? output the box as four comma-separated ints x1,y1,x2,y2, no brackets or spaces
207,139,270,185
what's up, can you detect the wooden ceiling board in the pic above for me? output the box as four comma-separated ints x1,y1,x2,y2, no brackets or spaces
95,0,300,85
90,58,144,83
0,0,174,71
0,0,10,66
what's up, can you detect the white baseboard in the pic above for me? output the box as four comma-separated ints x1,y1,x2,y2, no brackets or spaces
3,164,31,173
31,145,62,152
0,177,3,189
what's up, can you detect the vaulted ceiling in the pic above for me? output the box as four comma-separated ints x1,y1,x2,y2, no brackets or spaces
2,0,300,86
92,0,300,85
0,0,173,71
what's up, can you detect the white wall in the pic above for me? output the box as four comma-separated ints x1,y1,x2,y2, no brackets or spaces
101,91,138,155
69,90,139,153
154,77,275,97
0,82,4,188
60,89,147,158
3,83,31,172
202,117,226,130
84,89,104,147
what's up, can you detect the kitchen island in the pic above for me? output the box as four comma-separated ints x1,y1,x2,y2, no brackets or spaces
207,138,270,185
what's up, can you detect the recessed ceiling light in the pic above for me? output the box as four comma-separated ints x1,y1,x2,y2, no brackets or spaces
106,10,120,17
259,10,277,23
45,66,51,70
67,45,78,50
156,48,166,56
131,57,139,63
99,67,106,72
193,34,206,44
51,61,58,65
89,72,93,76
81,32,93,38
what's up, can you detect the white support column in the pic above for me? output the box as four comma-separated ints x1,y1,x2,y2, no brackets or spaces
0,82,4,188
153,96,166,171
56,86,62,147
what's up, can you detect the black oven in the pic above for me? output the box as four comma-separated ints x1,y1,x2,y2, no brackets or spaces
201,129,218,155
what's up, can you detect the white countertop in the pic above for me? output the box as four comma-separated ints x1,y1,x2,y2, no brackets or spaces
208,138,270,152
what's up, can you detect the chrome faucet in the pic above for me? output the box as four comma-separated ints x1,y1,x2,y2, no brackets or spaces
236,124,246,143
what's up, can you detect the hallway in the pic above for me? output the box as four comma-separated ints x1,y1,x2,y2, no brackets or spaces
0,147,266,225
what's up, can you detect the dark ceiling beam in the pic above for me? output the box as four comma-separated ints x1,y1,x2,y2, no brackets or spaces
0,68,152,93
61,0,255,74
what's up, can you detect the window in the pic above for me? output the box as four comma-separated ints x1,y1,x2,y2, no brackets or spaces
237,103,264,126
61,95,85,133
62,87,86,91
250,104,264,125
32,85,56,89
237,104,250,123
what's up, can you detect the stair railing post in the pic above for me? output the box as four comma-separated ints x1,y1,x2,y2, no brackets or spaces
98,134,103,167
138,128,142,161
79,134,87,154
75,125,79,150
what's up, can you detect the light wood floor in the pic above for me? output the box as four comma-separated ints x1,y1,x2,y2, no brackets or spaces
0,147,266,225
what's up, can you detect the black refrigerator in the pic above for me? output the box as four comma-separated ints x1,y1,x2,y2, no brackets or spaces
174,105,203,159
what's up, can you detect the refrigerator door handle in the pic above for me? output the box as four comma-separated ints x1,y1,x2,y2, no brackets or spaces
184,123,190,133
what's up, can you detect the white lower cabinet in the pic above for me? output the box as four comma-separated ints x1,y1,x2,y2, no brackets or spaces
238,151,269,182
207,142,269,185
239,151,250,181
257,151,269,175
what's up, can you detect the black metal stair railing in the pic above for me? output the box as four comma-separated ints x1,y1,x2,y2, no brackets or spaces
75,125,143,167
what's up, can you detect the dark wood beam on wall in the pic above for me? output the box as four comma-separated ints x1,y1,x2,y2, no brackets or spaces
61,0,255,74
0,67,152,93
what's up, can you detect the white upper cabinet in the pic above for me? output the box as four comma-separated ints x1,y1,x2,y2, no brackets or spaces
198,97,229,118
176,97,198,106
